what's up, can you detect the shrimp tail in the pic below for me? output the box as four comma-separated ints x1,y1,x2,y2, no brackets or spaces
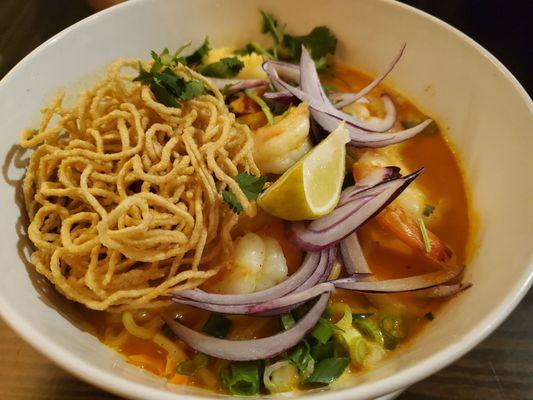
375,204,453,264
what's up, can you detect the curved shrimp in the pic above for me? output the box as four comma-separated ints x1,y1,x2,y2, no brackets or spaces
211,233,289,294
353,147,452,264
253,102,312,174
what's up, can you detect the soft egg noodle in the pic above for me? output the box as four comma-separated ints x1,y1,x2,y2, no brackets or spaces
20,59,259,311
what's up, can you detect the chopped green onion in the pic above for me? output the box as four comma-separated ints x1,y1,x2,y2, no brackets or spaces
176,353,208,376
285,342,313,375
244,89,275,125
310,319,335,344
424,312,435,321
310,340,335,361
352,312,374,320
202,313,231,338
353,319,383,345
379,315,407,340
351,337,369,364
303,357,350,384
280,313,296,330
417,217,432,253
423,204,435,217
220,361,262,396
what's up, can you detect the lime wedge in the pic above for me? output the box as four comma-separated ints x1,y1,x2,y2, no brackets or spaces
258,123,350,221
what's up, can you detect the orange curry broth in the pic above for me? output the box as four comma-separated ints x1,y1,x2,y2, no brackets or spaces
82,63,471,389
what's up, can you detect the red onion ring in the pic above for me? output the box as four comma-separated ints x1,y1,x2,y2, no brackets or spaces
171,282,334,315
409,282,472,298
173,251,322,305
163,293,330,361
332,43,406,109
332,265,464,293
340,232,371,274
290,169,422,251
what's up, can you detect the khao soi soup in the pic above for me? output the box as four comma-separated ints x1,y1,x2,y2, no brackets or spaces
20,10,471,395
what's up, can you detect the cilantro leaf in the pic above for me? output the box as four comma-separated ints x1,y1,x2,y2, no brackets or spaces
199,57,245,78
134,48,206,108
222,190,244,214
282,26,337,63
222,173,266,213
260,10,284,45
181,80,205,100
185,37,210,66
234,173,266,200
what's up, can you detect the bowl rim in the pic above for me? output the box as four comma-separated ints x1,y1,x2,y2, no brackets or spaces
0,0,532,399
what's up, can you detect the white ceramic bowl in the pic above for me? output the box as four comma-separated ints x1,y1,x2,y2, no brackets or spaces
0,0,532,399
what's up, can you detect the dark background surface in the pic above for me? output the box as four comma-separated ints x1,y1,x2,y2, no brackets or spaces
0,1,531,399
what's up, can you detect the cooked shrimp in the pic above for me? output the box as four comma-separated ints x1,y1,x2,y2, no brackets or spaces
212,233,288,294
253,102,312,174
353,147,452,264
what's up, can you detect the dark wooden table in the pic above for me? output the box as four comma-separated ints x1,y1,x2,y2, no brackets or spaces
1,1,531,399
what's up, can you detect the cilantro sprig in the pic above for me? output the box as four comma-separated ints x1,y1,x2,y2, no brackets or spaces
222,172,266,214
199,57,245,78
247,10,338,68
134,47,206,107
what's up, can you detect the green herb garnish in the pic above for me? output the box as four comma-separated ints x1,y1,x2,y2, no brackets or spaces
221,190,244,214
220,361,262,396
282,26,337,66
244,89,275,125
222,172,266,214
134,48,206,107
199,57,244,78
257,10,337,67
285,341,314,375
304,357,350,384
417,217,432,253
281,313,296,330
176,353,209,376
352,312,374,320
202,313,231,339
310,318,335,344
236,42,273,58
353,318,383,345
185,37,211,66
310,340,335,361
423,204,435,217
424,312,435,321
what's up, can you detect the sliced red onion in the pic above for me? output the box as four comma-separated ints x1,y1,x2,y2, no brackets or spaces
340,232,371,274
409,282,472,298
171,282,334,315
297,249,330,292
163,293,330,361
174,252,321,305
339,166,401,207
263,91,299,105
331,95,370,109
208,78,268,94
332,265,464,293
319,246,338,282
290,169,422,251
266,47,430,147
265,59,300,83
332,43,406,109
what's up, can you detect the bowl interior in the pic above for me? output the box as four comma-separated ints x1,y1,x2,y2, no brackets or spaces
0,0,532,399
